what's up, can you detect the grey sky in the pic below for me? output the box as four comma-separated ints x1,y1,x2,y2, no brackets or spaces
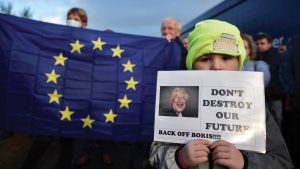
9,0,223,37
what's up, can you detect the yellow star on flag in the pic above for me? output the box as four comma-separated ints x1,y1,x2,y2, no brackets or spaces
70,40,84,53
48,89,63,104
81,114,95,128
92,37,106,51
122,60,136,73
103,109,118,123
45,69,61,84
60,106,74,121
125,77,139,90
53,52,68,66
118,95,132,109
111,45,124,58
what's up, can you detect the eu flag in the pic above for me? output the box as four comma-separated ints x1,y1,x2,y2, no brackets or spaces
0,14,181,141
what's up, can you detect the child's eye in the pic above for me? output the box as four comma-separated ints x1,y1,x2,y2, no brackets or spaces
198,57,210,62
222,55,235,61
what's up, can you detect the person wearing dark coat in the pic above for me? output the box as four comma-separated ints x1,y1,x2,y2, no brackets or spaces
161,17,188,70
280,34,300,168
255,32,284,129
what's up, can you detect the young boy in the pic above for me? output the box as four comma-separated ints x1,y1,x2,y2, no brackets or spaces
150,20,294,169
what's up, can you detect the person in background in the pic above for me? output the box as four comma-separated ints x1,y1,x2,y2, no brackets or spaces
66,7,88,28
150,19,293,169
280,34,300,168
241,34,270,87
21,7,89,169
65,7,96,168
161,17,188,70
278,38,287,56
255,32,283,129
183,37,189,49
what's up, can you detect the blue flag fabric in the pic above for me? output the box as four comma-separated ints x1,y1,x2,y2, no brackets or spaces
0,14,181,141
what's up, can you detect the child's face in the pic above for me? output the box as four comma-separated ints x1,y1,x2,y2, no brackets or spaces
192,54,239,71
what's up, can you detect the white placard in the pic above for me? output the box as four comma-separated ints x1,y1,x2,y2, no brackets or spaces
154,70,266,153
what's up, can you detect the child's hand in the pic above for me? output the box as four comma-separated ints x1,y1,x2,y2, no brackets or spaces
182,139,211,167
210,140,244,169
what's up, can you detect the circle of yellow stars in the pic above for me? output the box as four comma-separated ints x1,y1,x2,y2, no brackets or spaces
45,36,139,129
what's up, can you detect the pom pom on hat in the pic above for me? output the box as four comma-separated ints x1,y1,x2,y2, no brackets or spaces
186,20,246,70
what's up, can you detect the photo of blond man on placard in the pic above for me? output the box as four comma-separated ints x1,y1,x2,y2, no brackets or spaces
159,86,198,117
